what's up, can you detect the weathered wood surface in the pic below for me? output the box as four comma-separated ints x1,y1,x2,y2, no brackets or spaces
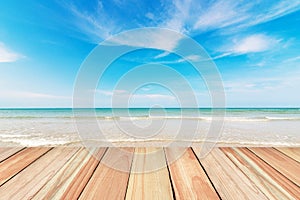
165,148,219,200
194,147,268,200
32,148,106,200
0,147,51,186
276,148,300,163
249,148,300,187
79,148,134,200
0,148,79,199
222,147,300,200
0,147,24,162
126,148,173,200
61,148,107,199
0,147,299,200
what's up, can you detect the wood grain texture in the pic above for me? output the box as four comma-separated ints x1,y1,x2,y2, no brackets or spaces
32,148,106,200
0,147,79,199
275,148,300,163
125,148,173,200
0,148,24,162
194,147,268,200
249,148,300,187
222,147,300,200
61,148,107,199
0,147,298,199
0,147,51,186
79,148,134,200
165,148,219,200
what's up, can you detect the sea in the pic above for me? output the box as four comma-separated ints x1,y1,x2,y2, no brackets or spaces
0,108,299,147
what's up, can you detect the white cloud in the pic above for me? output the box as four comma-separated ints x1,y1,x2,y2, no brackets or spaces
130,93,176,101
105,28,183,51
151,54,203,64
145,12,155,20
212,52,232,60
223,72,300,107
154,51,170,59
193,0,300,32
63,1,117,42
163,0,193,33
58,0,300,48
248,1,300,27
193,0,251,31
214,34,279,59
283,55,300,63
232,34,278,54
177,54,202,62
0,91,72,108
94,89,178,107
95,89,175,100
95,89,128,96
0,43,23,62
0,90,70,99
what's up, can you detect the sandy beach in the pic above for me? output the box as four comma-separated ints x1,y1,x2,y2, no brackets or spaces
1,108,300,147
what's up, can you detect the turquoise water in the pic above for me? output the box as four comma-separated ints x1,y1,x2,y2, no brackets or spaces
1,108,300,119
0,108,299,146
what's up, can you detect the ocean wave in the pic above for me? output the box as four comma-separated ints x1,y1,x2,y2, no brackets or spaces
0,138,79,147
0,116,74,119
264,116,300,121
1,115,300,122
1,137,299,147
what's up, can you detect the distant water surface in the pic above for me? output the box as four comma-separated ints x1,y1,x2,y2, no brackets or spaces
0,108,299,146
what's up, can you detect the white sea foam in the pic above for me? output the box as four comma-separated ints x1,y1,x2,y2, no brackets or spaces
0,108,300,146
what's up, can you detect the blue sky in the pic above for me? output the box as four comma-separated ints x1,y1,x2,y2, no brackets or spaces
0,0,300,108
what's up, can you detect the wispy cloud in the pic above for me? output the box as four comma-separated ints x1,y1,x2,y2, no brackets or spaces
105,28,184,51
213,34,280,59
0,43,23,63
94,89,177,107
193,0,252,31
131,93,176,101
62,1,118,43
283,55,300,63
232,34,279,54
247,1,300,27
57,0,300,63
95,89,175,100
95,89,127,96
162,0,194,33
223,72,300,107
0,90,71,99
59,0,300,42
154,51,170,59
157,54,203,64
176,54,202,62
192,0,300,32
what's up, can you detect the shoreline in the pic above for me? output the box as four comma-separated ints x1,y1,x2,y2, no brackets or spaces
1,140,300,147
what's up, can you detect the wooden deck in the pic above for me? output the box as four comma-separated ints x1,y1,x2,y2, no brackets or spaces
0,147,299,199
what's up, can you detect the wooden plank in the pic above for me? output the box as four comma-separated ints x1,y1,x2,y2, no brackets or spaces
222,147,300,200
249,148,300,187
165,148,219,200
194,147,268,200
79,148,134,200
0,147,51,186
32,148,106,200
0,147,79,199
125,148,173,200
0,148,24,162
275,148,300,163
61,148,107,199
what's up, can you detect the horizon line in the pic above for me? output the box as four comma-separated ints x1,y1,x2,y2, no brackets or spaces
0,107,299,109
